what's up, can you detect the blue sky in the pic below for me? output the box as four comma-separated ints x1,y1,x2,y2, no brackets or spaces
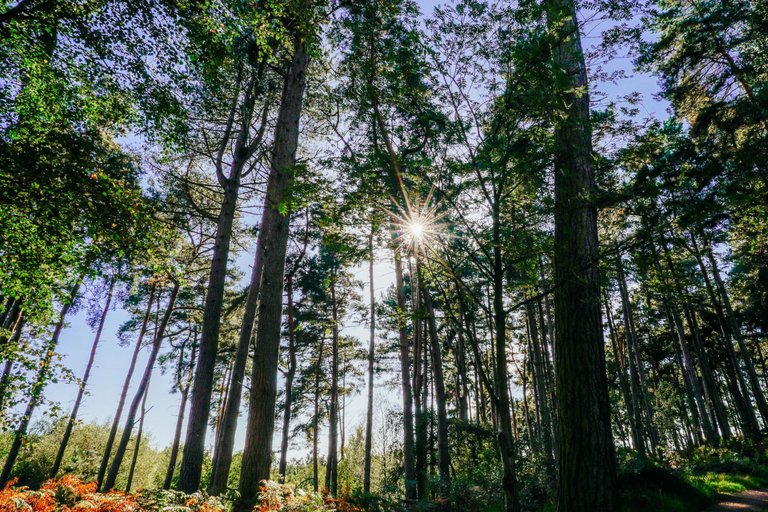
35,0,669,460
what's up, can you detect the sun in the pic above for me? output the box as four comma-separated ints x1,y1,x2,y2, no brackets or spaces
390,190,447,254
409,221,425,240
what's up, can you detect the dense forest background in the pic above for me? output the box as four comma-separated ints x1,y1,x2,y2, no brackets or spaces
0,0,767,511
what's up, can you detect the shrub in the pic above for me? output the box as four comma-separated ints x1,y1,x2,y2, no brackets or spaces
0,421,169,490
255,480,364,512
618,463,712,512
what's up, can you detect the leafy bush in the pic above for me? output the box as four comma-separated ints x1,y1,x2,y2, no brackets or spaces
618,464,712,512
135,488,224,512
0,420,169,490
684,440,768,479
255,480,364,512
617,450,712,512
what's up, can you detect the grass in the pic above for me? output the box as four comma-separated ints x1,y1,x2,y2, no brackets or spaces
688,471,768,495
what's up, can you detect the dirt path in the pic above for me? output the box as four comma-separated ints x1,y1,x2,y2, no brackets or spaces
705,490,768,511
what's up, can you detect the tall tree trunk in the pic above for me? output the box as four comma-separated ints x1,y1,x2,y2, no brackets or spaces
676,303,718,442
394,250,418,503
521,357,536,454
491,204,520,512
178,176,240,493
165,335,197,490
371,54,421,505
0,276,83,487
616,260,659,451
325,280,340,496
753,341,768,391
454,279,497,431
707,248,768,425
525,294,554,476
455,331,471,423
536,295,556,426
312,339,325,493
603,291,641,454
473,364,482,424
539,288,559,457
419,263,451,500
363,228,376,494
0,300,20,349
178,64,266,492
237,37,310,511
426,324,436,480
97,284,156,488
104,282,179,491
275,217,309,485
125,377,150,493
546,0,617,508
412,266,427,501
0,298,14,330
208,219,265,495
51,277,115,478
525,332,542,452
278,276,297,484
341,358,346,461
615,264,649,456
719,369,745,437
683,300,728,436
165,380,190,490
689,232,758,434
662,298,705,445
214,359,234,440
0,314,25,413
658,247,720,443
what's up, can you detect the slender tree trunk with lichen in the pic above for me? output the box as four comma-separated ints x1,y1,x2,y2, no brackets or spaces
52,277,115,478
104,282,179,491
97,284,156,488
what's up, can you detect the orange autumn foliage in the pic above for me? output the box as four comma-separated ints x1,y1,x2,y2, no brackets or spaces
0,477,363,512
0,476,140,512
0,476,224,512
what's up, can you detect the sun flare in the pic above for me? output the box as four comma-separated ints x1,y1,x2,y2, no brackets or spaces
409,221,425,240
390,190,448,254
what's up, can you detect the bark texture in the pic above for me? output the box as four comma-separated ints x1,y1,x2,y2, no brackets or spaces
546,0,617,508
236,36,310,512
178,65,268,492
207,223,264,495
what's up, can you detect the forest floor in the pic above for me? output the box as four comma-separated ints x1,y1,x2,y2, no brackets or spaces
707,490,768,511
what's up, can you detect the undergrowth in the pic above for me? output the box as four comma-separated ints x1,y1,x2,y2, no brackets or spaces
0,475,224,512
619,438,768,512
2,440,766,512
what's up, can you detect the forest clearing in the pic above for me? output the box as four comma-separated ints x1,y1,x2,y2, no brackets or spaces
1,0,767,511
